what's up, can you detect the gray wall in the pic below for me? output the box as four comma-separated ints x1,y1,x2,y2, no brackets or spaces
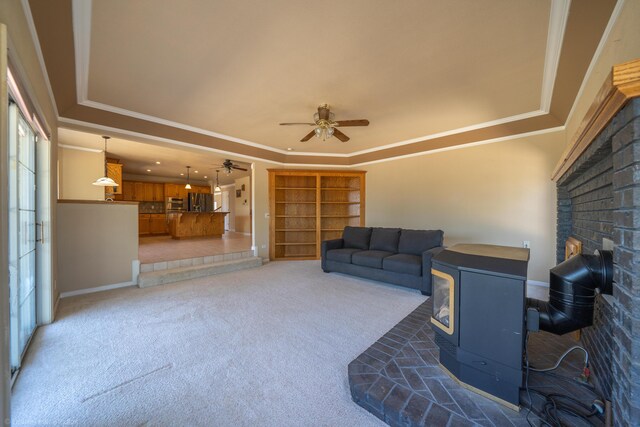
556,99,640,424
57,202,138,293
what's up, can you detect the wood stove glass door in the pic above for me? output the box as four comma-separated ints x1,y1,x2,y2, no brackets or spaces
431,269,455,335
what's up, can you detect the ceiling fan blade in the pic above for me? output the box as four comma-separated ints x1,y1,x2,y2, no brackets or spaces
332,128,350,142
300,130,316,142
279,122,315,126
232,165,248,171
334,119,369,127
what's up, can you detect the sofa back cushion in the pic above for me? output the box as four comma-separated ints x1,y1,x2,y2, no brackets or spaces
343,226,373,250
369,228,401,252
398,229,444,256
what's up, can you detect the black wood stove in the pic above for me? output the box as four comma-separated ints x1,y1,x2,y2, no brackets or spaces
431,244,530,410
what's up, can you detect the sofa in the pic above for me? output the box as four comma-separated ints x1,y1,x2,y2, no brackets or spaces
321,226,444,295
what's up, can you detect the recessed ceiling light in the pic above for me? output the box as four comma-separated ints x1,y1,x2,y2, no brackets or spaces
204,176,208,179
287,147,294,151
180,173,184,176
194,170,198,173
146,169,151,172
155,161,161,164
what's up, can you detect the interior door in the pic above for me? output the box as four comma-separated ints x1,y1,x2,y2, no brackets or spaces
8,103,38,375
222,190,230,230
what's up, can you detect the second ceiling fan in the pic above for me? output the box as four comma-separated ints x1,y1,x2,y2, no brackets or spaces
213,159,248,174
280,104,369,142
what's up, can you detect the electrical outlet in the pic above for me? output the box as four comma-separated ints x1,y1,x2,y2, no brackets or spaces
261,244,266,249
523,241,530,249
264,212,270,219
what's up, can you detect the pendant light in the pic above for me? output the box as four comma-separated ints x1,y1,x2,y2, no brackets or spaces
185,166,192,189
214,170,222,192
92,136,119,187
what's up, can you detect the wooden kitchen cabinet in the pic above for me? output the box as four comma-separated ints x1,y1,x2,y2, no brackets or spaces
164,183,180,198
122,181,134,200
149,214,167,234
106,163,123,195
139,214,168,235
133,182,145,201
123,181,200,201
138,214,151,235
153,183,164,201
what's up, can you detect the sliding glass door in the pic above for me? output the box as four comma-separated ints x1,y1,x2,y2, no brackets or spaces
8,103,38,375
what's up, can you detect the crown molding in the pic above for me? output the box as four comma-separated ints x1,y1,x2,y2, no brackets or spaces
564,0,625,128
57,117,286,166
540,0,571,112
59,143,102,153
552,57,640,182
19,0,59,119
72,0,91,105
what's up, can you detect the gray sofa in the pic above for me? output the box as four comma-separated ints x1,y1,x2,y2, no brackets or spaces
321,226,444,295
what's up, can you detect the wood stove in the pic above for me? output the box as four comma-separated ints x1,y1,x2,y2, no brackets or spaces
431,244,529,410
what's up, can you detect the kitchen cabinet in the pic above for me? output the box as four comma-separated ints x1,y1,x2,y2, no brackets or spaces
139,213,168,235
164,183,181,198
106,163,123,195
122,181,135,201
133,182,145,201
153,183,164,201
123,181,206,202
150,214,167,234
138,214,150,235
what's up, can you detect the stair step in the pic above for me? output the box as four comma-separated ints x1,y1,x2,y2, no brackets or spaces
138,256,263,288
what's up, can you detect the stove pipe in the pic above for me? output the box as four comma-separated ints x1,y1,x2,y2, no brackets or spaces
526,250,612,335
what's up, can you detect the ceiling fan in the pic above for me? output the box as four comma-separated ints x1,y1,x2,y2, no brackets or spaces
214,159,248,174
280,104,369,142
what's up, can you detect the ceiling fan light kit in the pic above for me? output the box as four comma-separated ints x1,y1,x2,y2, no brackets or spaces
280,104,369,143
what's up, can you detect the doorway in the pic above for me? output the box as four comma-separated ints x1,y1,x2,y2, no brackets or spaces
8,103,38,378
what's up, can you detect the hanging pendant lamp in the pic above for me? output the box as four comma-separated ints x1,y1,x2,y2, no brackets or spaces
185,166,192,189
92,136,119,187
214,170,222,192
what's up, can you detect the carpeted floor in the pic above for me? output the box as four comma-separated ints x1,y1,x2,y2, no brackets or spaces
11,261,426,426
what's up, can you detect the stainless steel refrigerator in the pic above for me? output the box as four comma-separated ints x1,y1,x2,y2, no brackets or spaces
187,193,214,212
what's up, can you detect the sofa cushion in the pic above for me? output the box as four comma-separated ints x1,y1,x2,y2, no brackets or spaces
326,248,362,263
398,229,444,256
369,228,401,252
343,226,373,250
352,250,394,269
383,253,422,277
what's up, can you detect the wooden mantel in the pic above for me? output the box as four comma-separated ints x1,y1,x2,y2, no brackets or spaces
552,58,640,182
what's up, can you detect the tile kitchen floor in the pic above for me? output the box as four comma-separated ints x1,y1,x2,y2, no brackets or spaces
138,232,252,264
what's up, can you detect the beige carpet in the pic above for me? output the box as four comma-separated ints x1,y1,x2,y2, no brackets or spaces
11,261,426,426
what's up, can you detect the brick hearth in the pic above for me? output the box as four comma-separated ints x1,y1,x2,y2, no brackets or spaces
349,300,603,426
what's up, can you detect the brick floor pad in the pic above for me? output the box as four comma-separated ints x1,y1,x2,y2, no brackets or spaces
348,300,605,426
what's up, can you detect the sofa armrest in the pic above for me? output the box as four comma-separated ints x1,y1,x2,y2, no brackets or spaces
321,238,344,272
421,246,445,295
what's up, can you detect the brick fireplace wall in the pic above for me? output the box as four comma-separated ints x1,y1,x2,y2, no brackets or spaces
556,98,640,424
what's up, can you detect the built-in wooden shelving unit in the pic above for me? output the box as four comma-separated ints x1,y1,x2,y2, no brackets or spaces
268,170,366,260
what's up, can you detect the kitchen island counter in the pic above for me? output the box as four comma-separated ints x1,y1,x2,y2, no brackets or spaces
167,211,229,239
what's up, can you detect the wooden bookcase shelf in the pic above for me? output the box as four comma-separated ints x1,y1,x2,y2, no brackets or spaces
269,170,366,260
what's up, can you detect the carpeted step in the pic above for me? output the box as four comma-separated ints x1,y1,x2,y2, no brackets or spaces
138,256,263,288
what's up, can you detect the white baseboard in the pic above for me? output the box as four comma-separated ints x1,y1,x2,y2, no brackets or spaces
60,281,135,298
527,280,549,288
54,296,60,317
